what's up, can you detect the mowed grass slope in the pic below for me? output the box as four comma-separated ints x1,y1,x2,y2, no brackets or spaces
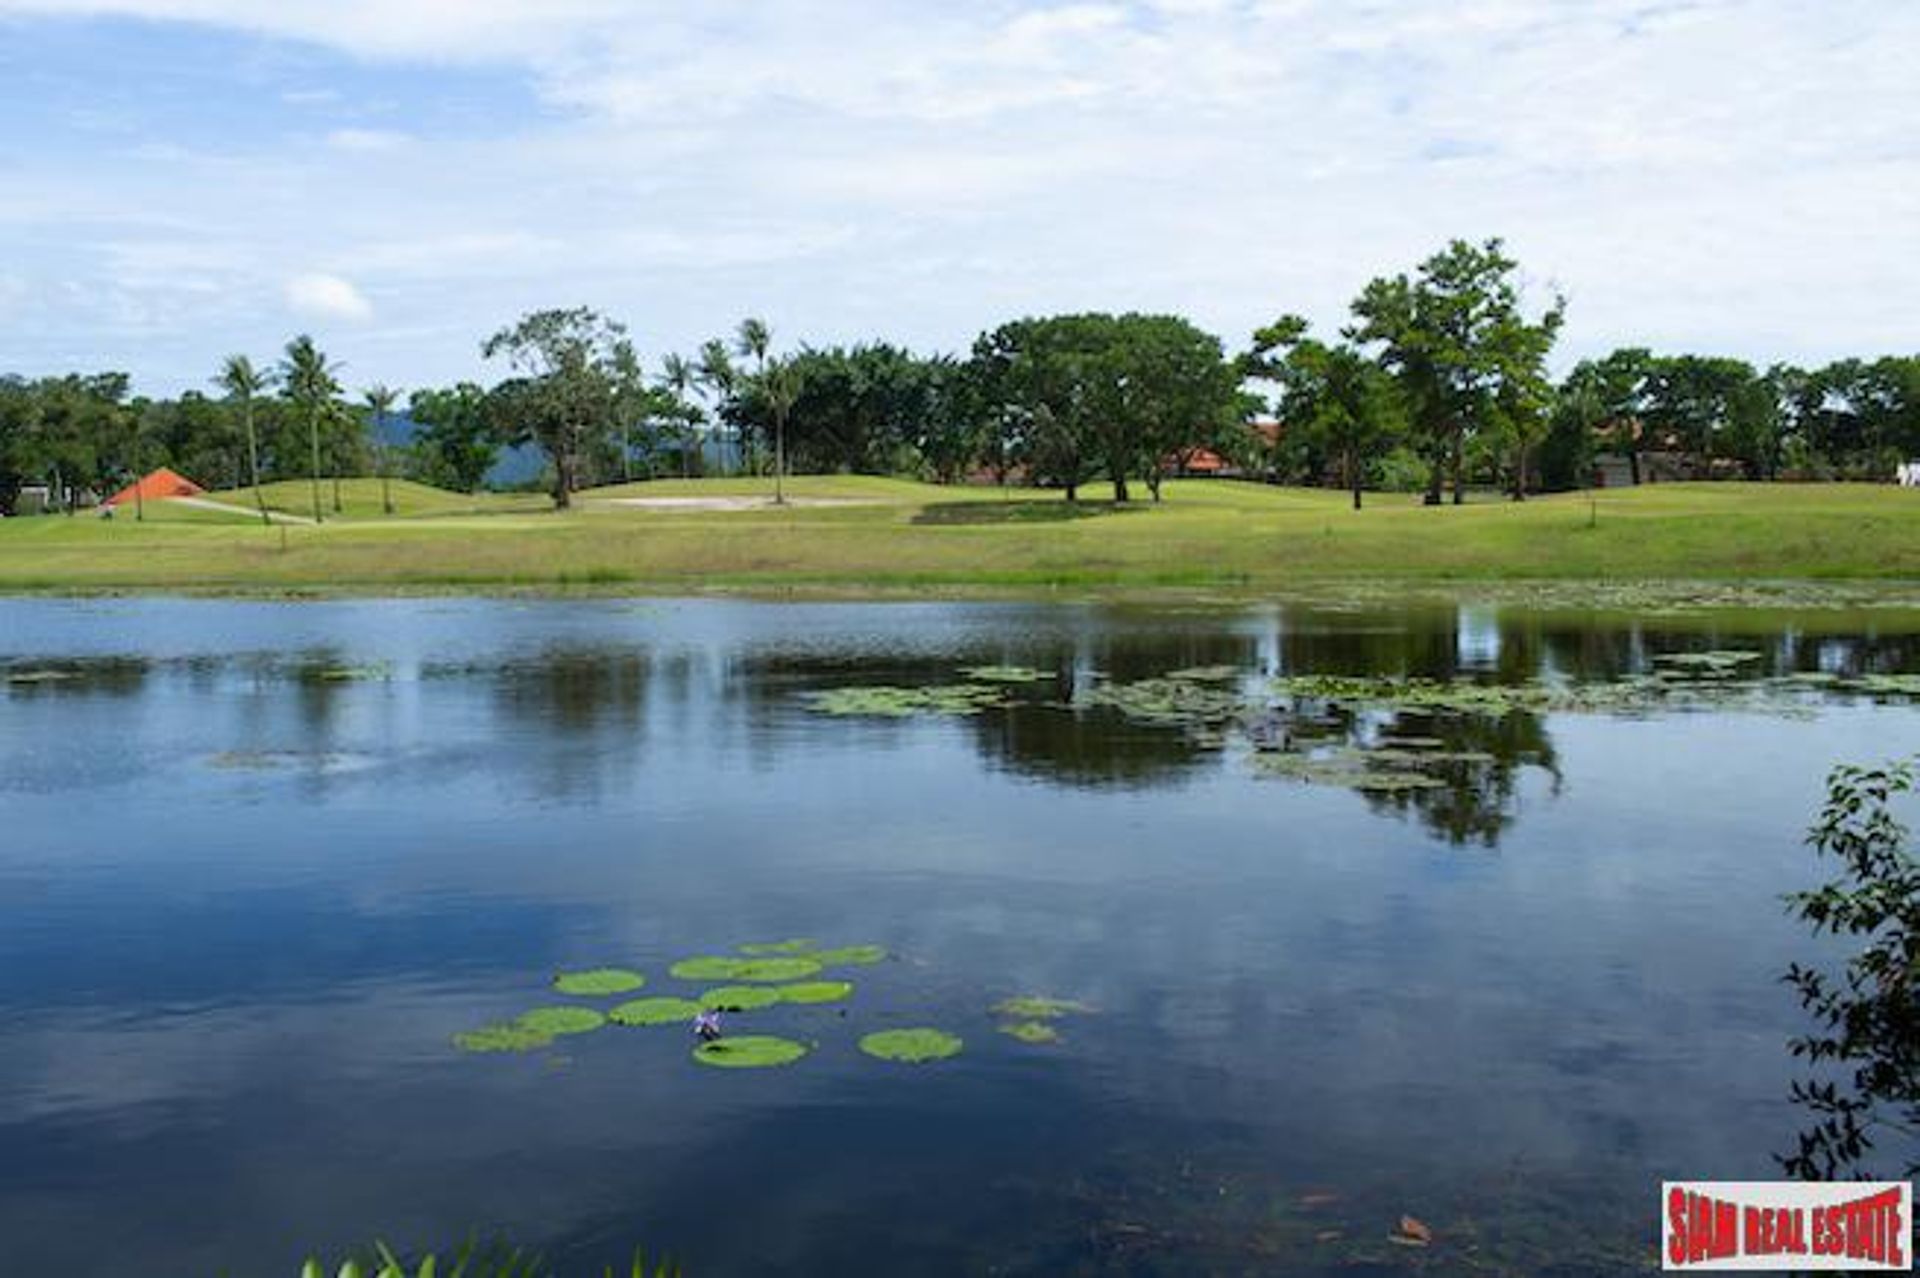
2,477,1917,593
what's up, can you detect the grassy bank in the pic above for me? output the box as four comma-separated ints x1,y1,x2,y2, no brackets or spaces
2,476,1918,597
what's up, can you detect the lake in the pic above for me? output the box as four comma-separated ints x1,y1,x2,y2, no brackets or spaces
2,596,1917,1276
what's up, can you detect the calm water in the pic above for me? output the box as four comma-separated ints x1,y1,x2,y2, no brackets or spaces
2,597,1918,1276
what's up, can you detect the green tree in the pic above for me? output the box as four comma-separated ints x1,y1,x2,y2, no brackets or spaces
761,357,800,505
480,307,636,509
733,317,772,474
1783,757,1920,1180
696,339,741,473
1348,237,1565,505
655,353,703,478
1243,315,1401,509
363,384,399,514
407,384,498,492
278,334,342,522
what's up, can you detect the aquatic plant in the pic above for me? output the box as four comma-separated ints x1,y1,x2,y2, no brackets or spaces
990,996,1093,1020
998,1020,1061,1044
960,665,1050,683
773,980,854,1004
453,1021,559,1054
738,938,818,955
516,1006,608,1037
808,944,887,967
859,1028,964,1063
1255,750,1447,793
1166,665,1242,682
669,955,824,982
608,996,705,1027
552,968,646,997
697,984,783,1011
299,1239,679,1278
692,1034,811,1069
1081,677,1245,730
805,684,1010,717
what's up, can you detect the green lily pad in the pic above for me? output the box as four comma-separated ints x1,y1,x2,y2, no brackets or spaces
810,944,887,968
860,1028,964,1063
806,685,1009,717
453,1021,555,1054
692,1035,810,1069
1166,665,1241,682
608,996,705,1026
960,665,1049,683
999,1020,1062,1044
670,956,824,983
739,938,818,956
698,985,783,1011
991,996,1093,1020
774,980,854,1005
516,1006,607,1037
551,967,645,997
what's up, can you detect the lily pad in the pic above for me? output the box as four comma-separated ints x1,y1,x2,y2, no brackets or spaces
515,1006,607,1037
608,996,704,1026
859,1028,964,1063
453,1021,555,1054
960,665,1049,683
991,996,1093,1021
698,984,783,1011
1166,665,1242,682
774,980,854,1005
739,938,818,956
692,1035,811,1069
810,944,887,968
806,685,1008,718
551,967,645,997
670,956,824,983
999,1020,1061,1044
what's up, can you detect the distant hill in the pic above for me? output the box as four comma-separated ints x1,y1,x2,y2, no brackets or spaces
378,411,544,490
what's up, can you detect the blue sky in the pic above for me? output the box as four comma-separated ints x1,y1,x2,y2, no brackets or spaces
0,0,1914,396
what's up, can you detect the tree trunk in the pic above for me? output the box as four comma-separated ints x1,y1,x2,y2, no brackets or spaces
1450,430,1465,506
1628,449,1641,486
553,450,574,510
1112,474,1129,503
774,413,786,505
246,401,270,527
1423,446,1443,505
1065,482,1077,503
307,410,324,523
1349,448,1362,510
1148,471,1163,503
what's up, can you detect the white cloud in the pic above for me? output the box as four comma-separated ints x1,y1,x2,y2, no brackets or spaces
285,272,373,322
324,127,409,152
0,0,1915,392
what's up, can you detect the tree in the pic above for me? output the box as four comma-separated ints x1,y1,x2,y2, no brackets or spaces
760,357,800,505
970,313,1239,503
480,307,636,510
363,384,399,514
1782,757,1920,1180
733,317,772,474
407,384,498,492
696,339,741,473
1243,315,1401,509
655,353,703,478
279,334,342,523
1348,237,1565,505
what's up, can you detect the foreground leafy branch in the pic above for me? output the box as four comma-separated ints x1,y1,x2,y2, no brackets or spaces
1782,756,1920,1180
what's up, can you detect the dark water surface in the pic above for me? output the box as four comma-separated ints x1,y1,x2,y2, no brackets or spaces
3,597,1918,1276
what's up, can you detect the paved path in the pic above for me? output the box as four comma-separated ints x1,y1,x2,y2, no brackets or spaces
169,496,317,525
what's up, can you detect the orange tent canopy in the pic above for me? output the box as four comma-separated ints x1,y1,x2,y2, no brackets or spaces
104,467,205,507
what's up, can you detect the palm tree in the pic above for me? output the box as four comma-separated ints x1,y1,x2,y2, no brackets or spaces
658,353,699,478
733,318,771,475
214,354,273,526
697,339,739,473
762,357,800,506
278,334,341,523
363,384,398,515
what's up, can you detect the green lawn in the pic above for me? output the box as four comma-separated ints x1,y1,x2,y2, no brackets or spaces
3,476,1918,597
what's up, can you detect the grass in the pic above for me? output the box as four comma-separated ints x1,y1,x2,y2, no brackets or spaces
3,476,1919,597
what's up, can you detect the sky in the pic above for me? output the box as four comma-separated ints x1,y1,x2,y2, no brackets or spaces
0,0,1914,396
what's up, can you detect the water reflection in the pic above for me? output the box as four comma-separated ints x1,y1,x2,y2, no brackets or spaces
0,597,1916,1277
